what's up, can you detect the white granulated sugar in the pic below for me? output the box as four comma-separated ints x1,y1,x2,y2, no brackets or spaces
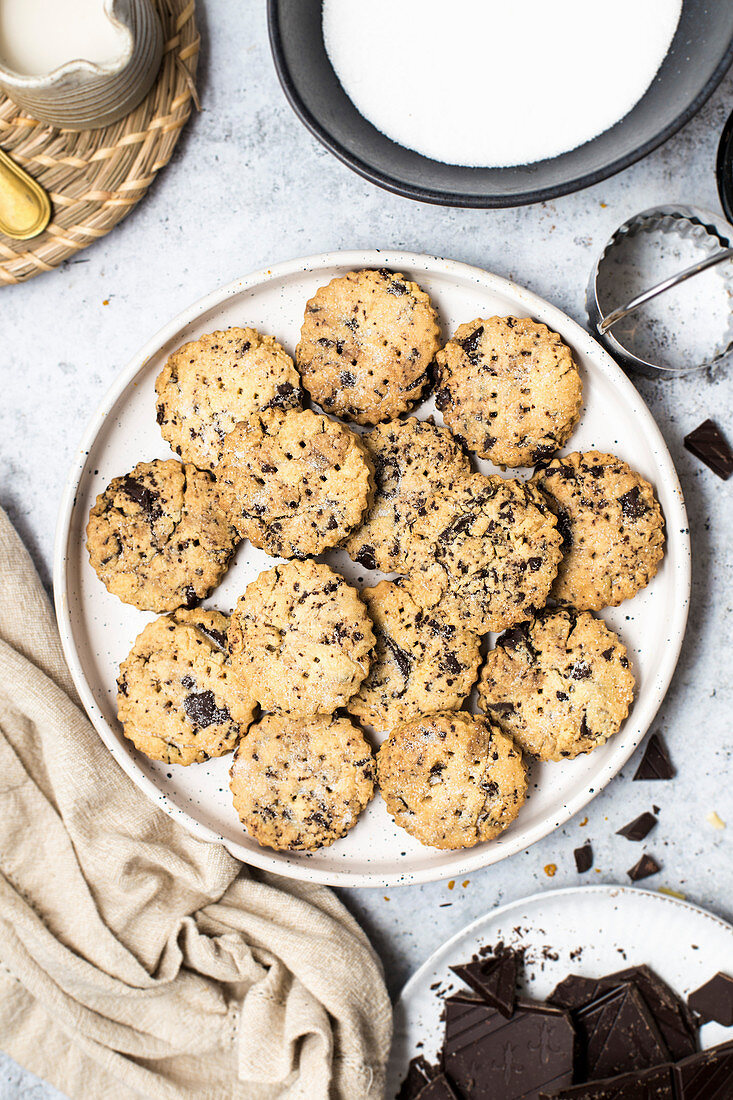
322,0,683,167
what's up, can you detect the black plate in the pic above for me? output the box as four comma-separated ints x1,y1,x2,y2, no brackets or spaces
268,0,733,208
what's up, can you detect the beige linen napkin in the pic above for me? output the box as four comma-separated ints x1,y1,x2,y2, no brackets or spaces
0,508,391,1100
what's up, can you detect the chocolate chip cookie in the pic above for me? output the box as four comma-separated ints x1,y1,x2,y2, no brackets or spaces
533,451,665,610
296,268,441,424
344,416,471,573
377,711,527,850
478,609,635,761
216,407,373,558
347,581,481,729
228,560,375,715
155,327,301,470
117,609,255,765
435,317,582,467
229,713,375,851
86,458,238,612
404,472,563,633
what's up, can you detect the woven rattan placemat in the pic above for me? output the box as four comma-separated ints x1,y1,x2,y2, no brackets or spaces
0,0,199,285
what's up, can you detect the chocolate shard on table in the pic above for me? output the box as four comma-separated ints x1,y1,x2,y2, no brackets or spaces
627,853,661,882
688,971,733,1027
573,982,670,1080
574,841,593,873
683,418,733,481
616,811,657,841
541,1062,674,1099
449,947,519,1017
414,1072,459,1100
443,994,575,1100
397,1055,440,1100
672,1040,733,1099
633,734,675,781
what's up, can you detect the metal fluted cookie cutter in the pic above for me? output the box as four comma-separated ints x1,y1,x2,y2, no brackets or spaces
586,111,733,379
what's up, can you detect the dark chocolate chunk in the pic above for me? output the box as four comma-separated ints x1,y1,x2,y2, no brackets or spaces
688,972,733,1027
183,690,231,728
263,382,298,410
414,1074,458,1100
459,325,484,357
556,507,573,550
574,982,670,1080
355,545,377,571
616,812,657,842
498,623,530,650
546,1062,674,1099
673,1040,733,1099
633,734,675,781
183,584,200,609
627,854,661,882
384,635,413,681
619,487,648,519
122,476,162,522
684,419,733,481
443,995,575,1099
574,841,593,873
396,1056,439,1100
449,949,518,1018
194,624,228,653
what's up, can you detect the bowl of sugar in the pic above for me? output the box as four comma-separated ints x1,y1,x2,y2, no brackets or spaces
268,0,733,208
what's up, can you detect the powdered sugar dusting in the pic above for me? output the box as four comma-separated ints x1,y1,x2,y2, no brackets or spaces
322,0,683,168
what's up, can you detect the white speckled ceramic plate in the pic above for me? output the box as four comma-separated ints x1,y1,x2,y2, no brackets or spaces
386,885,733,1096
53,251,690,887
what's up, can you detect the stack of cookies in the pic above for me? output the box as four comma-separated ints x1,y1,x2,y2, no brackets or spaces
86,268,665,854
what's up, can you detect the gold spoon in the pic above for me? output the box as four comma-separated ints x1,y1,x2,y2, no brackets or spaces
0,147,51,240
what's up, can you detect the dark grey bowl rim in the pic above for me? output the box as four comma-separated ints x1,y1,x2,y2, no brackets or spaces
267,1,733,209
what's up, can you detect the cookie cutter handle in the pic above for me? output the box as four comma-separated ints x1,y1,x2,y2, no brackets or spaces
598,245,733,334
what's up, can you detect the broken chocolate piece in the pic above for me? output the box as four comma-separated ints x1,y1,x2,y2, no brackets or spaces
672,1040,733,1099
633,734,675,781
182,690,231,728
443,994,575,1099
414,1074,459,1100
688,972,733,1027
549,975,605,1012
574,841,593,873
617,812,657,842
397,1056,440,1100
574,982,670,1080
684,419,733,481
551,965,697,1064
194,624,228,653
449,948,518,1018
546,1062,674,1099
627,854,661,882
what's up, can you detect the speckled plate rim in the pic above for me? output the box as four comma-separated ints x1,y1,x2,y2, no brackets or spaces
387,884,733,1092
53,249,691,888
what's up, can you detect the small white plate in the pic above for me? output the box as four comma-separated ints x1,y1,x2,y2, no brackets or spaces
53,250,690,888
386,885,733,1095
